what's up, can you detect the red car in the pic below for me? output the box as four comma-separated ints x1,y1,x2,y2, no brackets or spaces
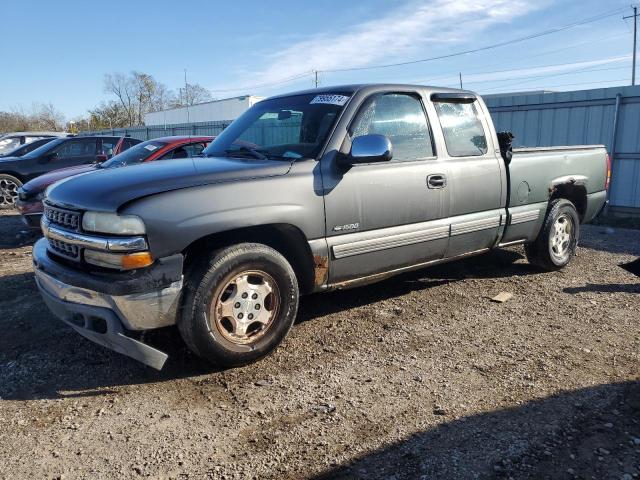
17,135,214,227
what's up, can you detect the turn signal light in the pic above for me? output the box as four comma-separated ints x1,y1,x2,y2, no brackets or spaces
121,252,154,270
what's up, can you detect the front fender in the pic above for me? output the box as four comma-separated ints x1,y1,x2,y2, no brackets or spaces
122,161,325,259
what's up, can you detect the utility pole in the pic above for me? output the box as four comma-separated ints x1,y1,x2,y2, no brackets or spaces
184,68,190,124
314,70,319,88
459,72,463,89
624,6,638,85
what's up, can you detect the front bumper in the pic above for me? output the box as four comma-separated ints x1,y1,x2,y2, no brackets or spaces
33,239,184,369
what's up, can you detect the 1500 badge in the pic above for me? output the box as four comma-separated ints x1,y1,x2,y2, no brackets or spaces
332,223,359,232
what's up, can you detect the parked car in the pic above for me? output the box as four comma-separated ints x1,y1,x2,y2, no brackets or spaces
34,84,609,370
0,137,57,159
0,131,69,156
16,136,213,226
0,135,140,209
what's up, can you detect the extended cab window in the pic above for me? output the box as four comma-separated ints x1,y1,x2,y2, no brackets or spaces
350,93,434,162
433,101,488,157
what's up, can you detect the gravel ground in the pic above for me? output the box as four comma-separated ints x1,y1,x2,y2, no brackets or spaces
0,210,638,479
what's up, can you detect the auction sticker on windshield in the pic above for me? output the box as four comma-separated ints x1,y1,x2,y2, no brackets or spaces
310,94,350,106
144,145,158,151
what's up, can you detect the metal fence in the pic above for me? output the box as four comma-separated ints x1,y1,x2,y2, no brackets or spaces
485,85,640,212
84,120,233,141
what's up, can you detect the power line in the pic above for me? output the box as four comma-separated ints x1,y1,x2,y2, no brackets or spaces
209,71,314,93
321,7,628,74
408,55,631,86
207,6,629,95
464,64,630,88
481,77,629,93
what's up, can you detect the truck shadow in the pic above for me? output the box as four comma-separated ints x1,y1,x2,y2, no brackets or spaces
0,249,537,401
310,380,640,479
0,212,40,249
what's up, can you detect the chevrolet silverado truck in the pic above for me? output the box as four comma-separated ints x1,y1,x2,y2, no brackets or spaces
33,84,609,370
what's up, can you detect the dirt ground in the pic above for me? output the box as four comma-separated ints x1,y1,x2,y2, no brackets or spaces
0,210,638,480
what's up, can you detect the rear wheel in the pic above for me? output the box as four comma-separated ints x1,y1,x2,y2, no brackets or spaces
0,174,22,209
525,199,580,270
179,243,299,367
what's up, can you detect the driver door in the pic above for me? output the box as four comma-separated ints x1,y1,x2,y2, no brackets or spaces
322,92,450,283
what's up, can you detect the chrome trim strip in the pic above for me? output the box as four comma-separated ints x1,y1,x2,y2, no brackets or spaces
498,239,526,247
329,248,490,290
42,219,147,252
510,209,541,225
450,216,501,236
332,225,449,259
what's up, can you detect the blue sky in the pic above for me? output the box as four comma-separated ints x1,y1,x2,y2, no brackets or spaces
0,0,637,119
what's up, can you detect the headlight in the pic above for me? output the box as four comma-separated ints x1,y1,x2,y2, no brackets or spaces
82,211,146,235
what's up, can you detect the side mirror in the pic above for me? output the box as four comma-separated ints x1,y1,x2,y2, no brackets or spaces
346,134,393,166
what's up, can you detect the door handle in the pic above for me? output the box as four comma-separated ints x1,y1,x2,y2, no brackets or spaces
427,174,447,189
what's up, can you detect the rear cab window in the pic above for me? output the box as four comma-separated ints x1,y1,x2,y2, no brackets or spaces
432,96,488,157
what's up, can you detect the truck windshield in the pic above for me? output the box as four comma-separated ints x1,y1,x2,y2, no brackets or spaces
101,140,167,168
203,93,350,160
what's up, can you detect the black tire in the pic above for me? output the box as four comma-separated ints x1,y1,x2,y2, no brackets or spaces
0,174,22,210
178,243,299,367
525,199,580,270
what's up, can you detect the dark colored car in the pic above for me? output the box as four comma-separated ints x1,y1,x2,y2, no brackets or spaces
0,136,140,209
17,136,213,226
0,137,57,158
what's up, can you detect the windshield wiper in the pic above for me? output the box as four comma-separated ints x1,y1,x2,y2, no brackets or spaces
224,146,266,160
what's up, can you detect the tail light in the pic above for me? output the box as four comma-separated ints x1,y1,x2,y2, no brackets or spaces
605,153,612,191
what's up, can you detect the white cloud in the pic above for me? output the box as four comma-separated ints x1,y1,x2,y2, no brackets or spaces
254,0,541,84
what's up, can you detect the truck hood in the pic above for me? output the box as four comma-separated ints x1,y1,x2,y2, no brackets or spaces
46,156,294,212
22,164,98,195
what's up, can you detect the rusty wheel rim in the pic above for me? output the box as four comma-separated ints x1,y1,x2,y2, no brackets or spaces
209,270,280,345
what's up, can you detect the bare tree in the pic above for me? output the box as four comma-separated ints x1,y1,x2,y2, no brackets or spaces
103,71,174,126
0,103,65,133
32,102,65,131
171,83,213,107
104,73,136,126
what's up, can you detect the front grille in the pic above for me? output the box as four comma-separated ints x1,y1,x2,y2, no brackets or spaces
44,204,80,231
48,238,80,261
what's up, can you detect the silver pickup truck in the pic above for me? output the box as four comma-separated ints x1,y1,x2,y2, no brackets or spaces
33,84,609,369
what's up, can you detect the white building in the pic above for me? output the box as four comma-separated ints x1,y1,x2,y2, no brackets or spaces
144,95,263,126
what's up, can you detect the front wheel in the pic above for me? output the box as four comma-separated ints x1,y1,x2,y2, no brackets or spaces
525,199,580,270
0,174,22,209
179,243,299,367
